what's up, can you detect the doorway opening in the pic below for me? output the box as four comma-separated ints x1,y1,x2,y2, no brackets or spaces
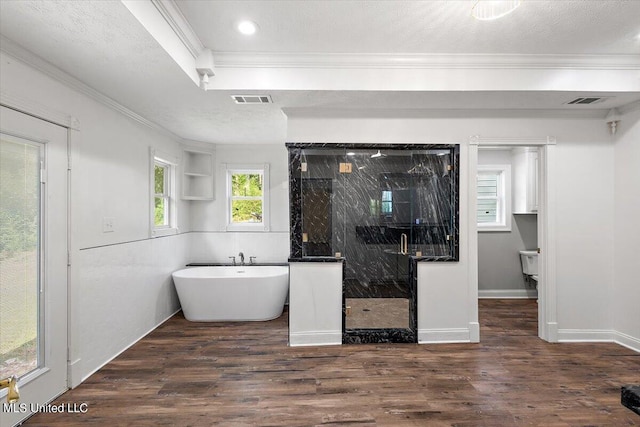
474,140,555,342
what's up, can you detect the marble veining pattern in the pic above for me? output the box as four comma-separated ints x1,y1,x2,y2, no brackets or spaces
287,143,460,344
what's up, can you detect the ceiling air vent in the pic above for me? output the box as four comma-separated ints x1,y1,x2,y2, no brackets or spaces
231,95,272,104
565,97,610,105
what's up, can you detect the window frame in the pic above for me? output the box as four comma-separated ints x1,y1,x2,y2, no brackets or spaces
225,163,270,232
150,148,178,237
477,164,512,232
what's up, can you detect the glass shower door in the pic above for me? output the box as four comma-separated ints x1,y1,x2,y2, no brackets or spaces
343,149,413,341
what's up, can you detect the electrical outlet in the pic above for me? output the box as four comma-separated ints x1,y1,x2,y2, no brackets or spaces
102,217,115,233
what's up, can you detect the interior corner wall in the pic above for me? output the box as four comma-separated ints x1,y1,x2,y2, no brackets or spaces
287,114,615,342
188,143,290,264
613,108,640,351
0,51,190,385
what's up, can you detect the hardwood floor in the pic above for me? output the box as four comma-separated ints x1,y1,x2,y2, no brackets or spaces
26,300,639,426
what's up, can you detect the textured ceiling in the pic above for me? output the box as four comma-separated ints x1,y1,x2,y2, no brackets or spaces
177,0,640,55
1,1,639,145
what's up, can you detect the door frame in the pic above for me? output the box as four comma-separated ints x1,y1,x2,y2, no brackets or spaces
1,95,80,426
469,135,557,342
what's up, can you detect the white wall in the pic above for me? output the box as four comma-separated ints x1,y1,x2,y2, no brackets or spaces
0,51,189,384
613,108,640,351
189,143,290,264
287,114,615,343
555,138,614,336
478,148,537,297
289,262,343,346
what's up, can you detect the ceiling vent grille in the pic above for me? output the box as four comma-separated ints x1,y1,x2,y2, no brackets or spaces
565,97,610,105
231,95,272,104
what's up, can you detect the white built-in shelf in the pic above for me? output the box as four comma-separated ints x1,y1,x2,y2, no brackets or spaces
182,149,214,200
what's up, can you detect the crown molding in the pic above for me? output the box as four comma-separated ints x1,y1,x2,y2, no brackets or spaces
214,52,640,71
151,0,204,59
0,36,179,140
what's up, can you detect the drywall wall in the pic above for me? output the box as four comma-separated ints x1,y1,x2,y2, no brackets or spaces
287,113,615,343
289,262,343,346
613,108,640,351
478,148,537,298
0,51,189,384
188,143,290,263
554,137,614,336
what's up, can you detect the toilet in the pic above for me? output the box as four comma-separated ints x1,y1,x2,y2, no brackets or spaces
519,250,538,283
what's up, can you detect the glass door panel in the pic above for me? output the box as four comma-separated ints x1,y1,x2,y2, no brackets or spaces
344,149,412,334
0,138,41,380
1,106,68,427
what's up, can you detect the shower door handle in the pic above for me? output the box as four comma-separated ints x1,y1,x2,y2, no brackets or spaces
400,233,408,255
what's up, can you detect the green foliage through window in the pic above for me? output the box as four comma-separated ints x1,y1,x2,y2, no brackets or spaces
230,172,263,223
155,164,165,195
0,140,40,257
154,162,169,227
232,174,262,197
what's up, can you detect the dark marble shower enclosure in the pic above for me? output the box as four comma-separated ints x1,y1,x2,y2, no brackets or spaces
288,143,459,343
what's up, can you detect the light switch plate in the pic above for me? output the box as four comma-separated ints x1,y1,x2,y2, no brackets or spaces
102,217,115,233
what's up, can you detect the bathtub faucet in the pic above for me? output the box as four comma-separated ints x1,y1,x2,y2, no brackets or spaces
238,252,245,266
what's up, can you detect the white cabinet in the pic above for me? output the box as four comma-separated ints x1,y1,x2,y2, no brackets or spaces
182,149,214,200
512,147,538,214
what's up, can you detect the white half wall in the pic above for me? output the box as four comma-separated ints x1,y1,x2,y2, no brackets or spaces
289,262,343,346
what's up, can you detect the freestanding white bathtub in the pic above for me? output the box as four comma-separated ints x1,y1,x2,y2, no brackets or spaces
171,266,289,322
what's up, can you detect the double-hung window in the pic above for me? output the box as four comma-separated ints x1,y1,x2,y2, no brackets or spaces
225,163,270,231
477,164,511,231
150,149,178,236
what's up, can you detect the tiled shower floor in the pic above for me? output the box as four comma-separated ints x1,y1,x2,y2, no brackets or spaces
345,298,409,329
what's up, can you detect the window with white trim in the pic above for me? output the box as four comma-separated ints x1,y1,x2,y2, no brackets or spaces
477,164,511,231
151,149,178,237
226,163,270,231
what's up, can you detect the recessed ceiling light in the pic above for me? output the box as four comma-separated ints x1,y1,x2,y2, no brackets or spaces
237,20,258,35
347,152,356,156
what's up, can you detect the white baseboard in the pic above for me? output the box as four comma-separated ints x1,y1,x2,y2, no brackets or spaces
557,329,640,353
478,289,538,299
469,322,480,343
67,358,83,389
78,308,181,385
289,331,342,347
557,329,614,342
613,331,640,353
418,328,471,344
546,322,558,342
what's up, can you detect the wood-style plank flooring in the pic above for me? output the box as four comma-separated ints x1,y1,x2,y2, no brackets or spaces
26,300,640,426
